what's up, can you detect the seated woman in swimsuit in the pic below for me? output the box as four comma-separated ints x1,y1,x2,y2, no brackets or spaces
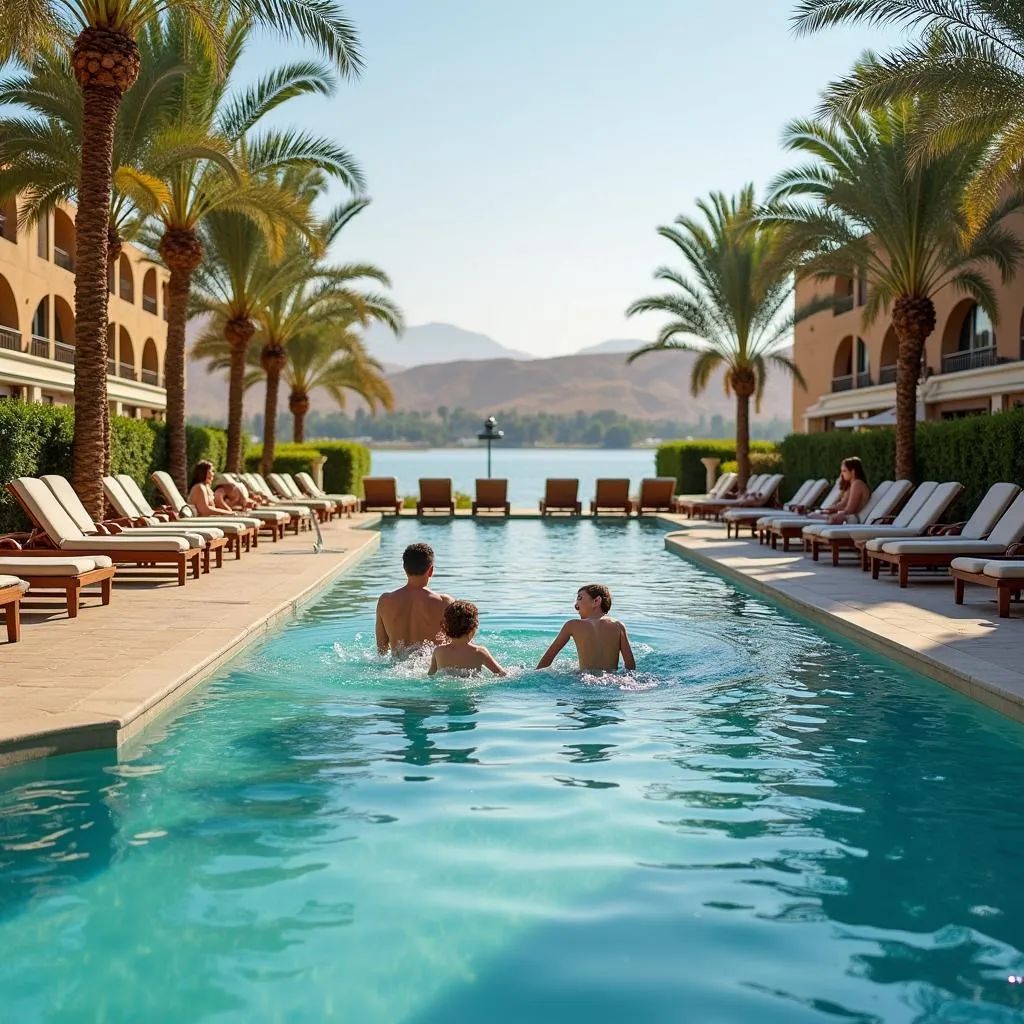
187,460,239,517
807,457,871,524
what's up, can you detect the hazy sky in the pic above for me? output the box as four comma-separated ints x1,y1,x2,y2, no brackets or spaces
249,1,898,357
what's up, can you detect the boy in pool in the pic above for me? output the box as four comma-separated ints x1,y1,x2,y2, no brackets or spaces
428,600,507,677
536,584,636,673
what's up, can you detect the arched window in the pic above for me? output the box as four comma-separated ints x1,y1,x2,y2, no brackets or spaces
0,198,16,244
142,268,158,314
958,304,994,352
141,338,160,386
0,274,20,352
118,253,134,302
53,208,75,271
118,326,136,379
833,276,854,315
942,302,997,373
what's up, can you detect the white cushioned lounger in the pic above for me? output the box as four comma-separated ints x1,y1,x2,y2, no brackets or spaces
722,478,820,522
106,477,255,537
760,481,894,535
803,479,913,538
294,471,358,506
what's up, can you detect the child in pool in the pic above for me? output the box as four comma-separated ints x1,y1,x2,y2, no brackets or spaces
428,600,507,677
536,583,636,672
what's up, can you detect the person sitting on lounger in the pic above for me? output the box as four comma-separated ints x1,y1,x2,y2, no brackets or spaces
428,600,506,677
215,480,256,512
376,542,453,655
805,457,871,525
536,583,636,673
188,460,240,517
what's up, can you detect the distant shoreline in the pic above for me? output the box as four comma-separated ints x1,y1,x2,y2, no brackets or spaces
363,442,662,451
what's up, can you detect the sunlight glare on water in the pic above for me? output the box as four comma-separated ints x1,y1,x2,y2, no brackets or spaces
1,518,1023,1023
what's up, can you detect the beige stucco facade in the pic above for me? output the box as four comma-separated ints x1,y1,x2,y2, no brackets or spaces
792,208,1024,432
0,197,169,418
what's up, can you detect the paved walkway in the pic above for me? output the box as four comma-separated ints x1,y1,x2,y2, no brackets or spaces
662,517,1024,723
0,515,381,766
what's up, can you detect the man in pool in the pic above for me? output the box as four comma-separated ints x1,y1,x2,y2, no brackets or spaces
376,542,453,655
536,583,636,673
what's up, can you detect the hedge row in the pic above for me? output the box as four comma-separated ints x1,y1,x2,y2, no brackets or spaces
779,408,1024,521
656,439,778,495
0,402,235,533
720,452,784,478
245,440,371,495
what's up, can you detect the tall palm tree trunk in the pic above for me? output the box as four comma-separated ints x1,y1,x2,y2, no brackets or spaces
103,228,123,477
224,319,255,472
891,296,936,483
731,369,756,491
260,344,287,475
159,229,205,490
70,28,139,519
290,392,310,443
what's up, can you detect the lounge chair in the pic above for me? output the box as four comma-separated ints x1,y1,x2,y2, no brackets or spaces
636,477,678,515
417,478,455,516
722,478,829,538
805,480,962,566
590,479,633,516
540,479,581,517
951,548,1024,617
678,474,764,518
0,545,115,618
759,480,882,551
41,474,225,575
252,473,332,522
213,473,307,535
674,472,738,515
266,472,337,519
361,477,402,515
8,477,200,586
293,471,358,515
104,476,256,559
868,484,1024,587
0,576,27,642
153,472,288,541
472,479,510,516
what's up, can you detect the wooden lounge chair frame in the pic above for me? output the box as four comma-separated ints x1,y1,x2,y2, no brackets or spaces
7,480,201,586
155,471,289,541
292,472,358,516
590,479,633,516
0,541,116,618
0,579,24,642
540,479,581,517
472,479,510,517
951,545,1024,618
361,477,402,515
417,478,455,516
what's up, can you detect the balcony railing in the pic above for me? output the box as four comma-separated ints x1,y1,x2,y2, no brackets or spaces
833,295,854,315
118,361,136,380
107,357,117,376
141,368,160,386
54,340,75,364
879,364,897,385
855,371,872,388
30,335,50,359
0,326,20,352
941,346,999,374
142,294,158,314
54,246,73,271
831,374,854,392
119,279,134,302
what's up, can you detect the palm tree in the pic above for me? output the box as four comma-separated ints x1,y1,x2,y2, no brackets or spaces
625,186,807,488
792,1,1024,226
766,103,1023,480
131,13,365,489
0,0,362,519
284,329,393,442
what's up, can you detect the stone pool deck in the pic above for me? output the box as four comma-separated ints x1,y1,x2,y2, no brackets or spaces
0,515,381,766
662,518,1024,723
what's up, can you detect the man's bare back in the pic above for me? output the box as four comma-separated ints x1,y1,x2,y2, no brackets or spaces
376,585,452,655
376,542,452,655
536,584,635,672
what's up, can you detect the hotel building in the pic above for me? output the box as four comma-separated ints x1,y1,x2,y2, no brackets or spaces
0,197,169,418
792,209,1024,431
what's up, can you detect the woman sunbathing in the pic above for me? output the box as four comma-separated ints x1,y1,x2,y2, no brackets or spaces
187,460,239,517
809,457,871,524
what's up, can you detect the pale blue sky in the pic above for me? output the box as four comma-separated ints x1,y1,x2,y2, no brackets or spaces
249,1,898,357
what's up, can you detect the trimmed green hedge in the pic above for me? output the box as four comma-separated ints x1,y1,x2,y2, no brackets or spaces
246,440,371,496
147,422,234,477
779,409,1024,521
720,451,784,478
656,439,778,494
0,403,157,533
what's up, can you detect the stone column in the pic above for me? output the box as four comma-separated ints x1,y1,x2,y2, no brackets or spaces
700,457,720,492
312,455,328,489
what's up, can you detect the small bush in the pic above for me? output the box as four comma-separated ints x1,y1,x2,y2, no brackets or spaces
308,439,371,496
245,443,324,478
720,452,783,478
656,439,777,494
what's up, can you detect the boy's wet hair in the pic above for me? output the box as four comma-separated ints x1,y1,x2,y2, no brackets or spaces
579,583,612,614
403,542,434,576
443,600,478,639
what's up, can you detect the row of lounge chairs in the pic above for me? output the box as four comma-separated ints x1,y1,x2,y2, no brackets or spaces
0,468,358,641
360,477,680,517
691,470,1024,618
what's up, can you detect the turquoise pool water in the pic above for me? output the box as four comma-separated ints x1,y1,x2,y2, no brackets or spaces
2,519,1024,1023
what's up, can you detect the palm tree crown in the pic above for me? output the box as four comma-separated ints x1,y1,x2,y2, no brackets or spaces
626,185,806,486
766,101,1023,479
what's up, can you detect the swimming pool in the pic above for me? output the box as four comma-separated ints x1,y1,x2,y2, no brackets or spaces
2,518,1024,1022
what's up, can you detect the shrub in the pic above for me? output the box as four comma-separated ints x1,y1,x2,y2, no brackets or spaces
656,439,777,494
308,440,371,496
720,451,783,478
244,443,324,478
148,422,233,476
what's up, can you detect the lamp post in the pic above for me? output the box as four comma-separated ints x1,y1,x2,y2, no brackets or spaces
477,416,504,478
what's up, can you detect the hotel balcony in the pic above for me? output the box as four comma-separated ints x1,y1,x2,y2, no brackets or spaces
53,246,74,272
940,346,1000,375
